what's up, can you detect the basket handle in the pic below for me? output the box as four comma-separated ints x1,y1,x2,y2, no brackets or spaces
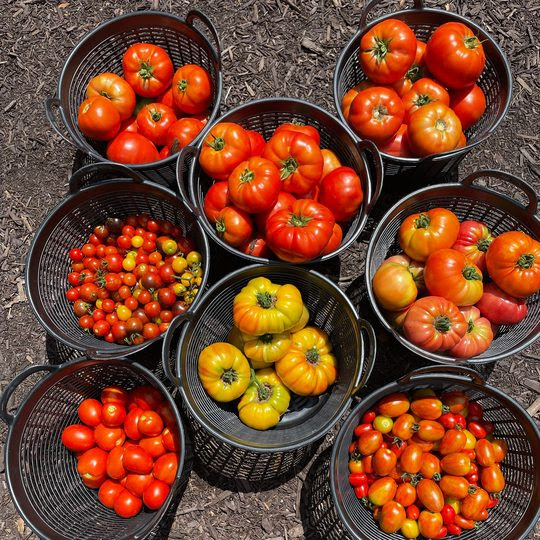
0,364,58,426
84,349,132,361
357,139,384,212
69,162,145,194
176,145,200,215
360,0,425,28
186,10,222,70
351,318,377,396
398,365,485,386
461,169,538,216
44,97,79,148
162,312,193,388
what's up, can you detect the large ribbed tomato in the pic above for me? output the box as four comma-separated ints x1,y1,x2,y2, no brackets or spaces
86,73,136,121
78,96,121,141
402,78,450,123
318,166,363,222
172,64,212,114
452,220,494,272
166,117,204,152
450,306,493,359
254,191,296,237
392,40,427,96
450,84,486,130
136,103,176,146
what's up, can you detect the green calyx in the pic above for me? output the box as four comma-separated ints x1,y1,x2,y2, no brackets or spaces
221,368,238,386
138,61,154,80
464,35,480,49
149,108,162,122
240,168,255,184
256,291,276,309
305,346,320,365
280,156,298,179
368,36,391,62
406,64,422,83
99,91,113,100
434,314,452,333
517,253,535,269
414,93,434,107
250,369,272,402
208,134,225,152
467,319,475,333
177,78,188,92
415,213,430,229
462,266,482,281
477,238,492,252
289,213,313,228
215,218,226,235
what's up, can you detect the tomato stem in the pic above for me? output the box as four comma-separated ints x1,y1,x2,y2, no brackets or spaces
305,346,320,365
138,61,155,80
414,93,434,107
256,291,276,309
466,319,475,333
406,64,422,83
240,168,255,184
415,213,430,229
462,266,482,281
517,253,534,269
476,238,492,252
280,156,298,179
289,213,313,228
434,315,452,333
215,219,226,235
250,368,271,402
221,368,238,385
177,78,188,92
435,119,447,132
368,36,390,61
149,108,162,122
259,333,274,344
464,36,480,49
208,134,225,151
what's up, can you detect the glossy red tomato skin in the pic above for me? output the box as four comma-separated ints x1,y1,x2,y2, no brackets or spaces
441,453,471,476
77,447,108,489
143,479,171,510
78,96,121,141
273,123,321,145
368,477,398,506
417,479,444,512
417,420,446,442
98,480,125,509
480,465,505,493
138,410,164,437
162,427,180,452
140,435,167,459
475,439,496,467
166,117,204,152
204,181,230,223
402,78,450,123
475,282,528,324
451,220,493,273
61,424,95,452
400,444,423,474
78,399,103,427
254,191,296,237
216,206,254,247
153,453,179,485
136,103,177,146
246,129,266,156
128,385,163,410
450,84,486,130
358,430,384,455
101,403,127,427
123,445,154,474
94,424,126,451
240,237,270,258
106,446,127,480
124,407,144,440
379,501,406,534
114,489,143,518
124,473,154,498
86,72,136,121
378,393,410,417
318,166,363,222
461,487,489,519
372,448,398,476
320,223,343,256
378,124,411,157
418,510,444,539
106,132,160,164
411,397,446,420
172,64,212,114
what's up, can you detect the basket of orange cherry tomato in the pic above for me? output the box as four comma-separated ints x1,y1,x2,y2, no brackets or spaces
330,366,540,540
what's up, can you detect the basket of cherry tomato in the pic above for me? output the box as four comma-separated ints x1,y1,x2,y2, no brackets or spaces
176,97,383,263
330,366,540,540
0,357,188,540
45,10,222,186
365,170,540,363
26,163,209,358
333,0,511,180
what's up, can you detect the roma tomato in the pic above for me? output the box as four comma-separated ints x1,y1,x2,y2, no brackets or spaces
360,19,417,84
114,489,142,518
450,306,493,359
491,439,508,462
348,86,404,144
454,515,476,529
379,501,406,534
78,96,120,141
123,445,153,474
106,132,159,164
417,479,444,512
441,453,471,476
420,453,441,480
450,84,486,130
441,504,456,525
411,397,446,420
86,72,136,121
441,391,469,414
124,473,153,497
273,122,320,145
77,447,108,489
199,122,251,180
78,399,103,427
106,446,127,480
101,403,127,427
480,465,505,493
378,124,411,157
368,477,397,506
378,392,410,417
166,117,204,152
321,148,342,178
418,511,443,539
98,479,124,509
424,249,483,306
143,479,170,510
395,483,417,507
61,424,95,452
439,475,470,499
416,420,445,442
461,487,489,519
373,448,397,476
162,427,180,452
266,199,335,263
140,435,166,459
124,407,144,440
439,429,467,455
452,220,493,273
122,43,173,98
153,453,179,486
94,424,125,451
403,296,467,352
475,439,496,467
402,78,450,123
204,181,230,223
400,444,423,474
254,191,296,237
392,413,416,441
228,157,281,213
172,64,212,114
425,22,485,89
263,131,323,195
246,129,266,156
320,223,343,256
407,103,462,157
216,206,254,247
475,282,528,325
399,208,460,262
138,410,164,437
486,231,540,297
318,166,363,222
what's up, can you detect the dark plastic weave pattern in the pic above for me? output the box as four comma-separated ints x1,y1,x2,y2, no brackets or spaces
333,2,512,180
365,172,540,363
25,176,209,358
331,368,540,540
50,11,222,186
182,97,382,264
3,359,187,540
162,265,375,481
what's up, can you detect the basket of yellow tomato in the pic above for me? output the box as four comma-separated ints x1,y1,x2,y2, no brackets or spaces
162,264,376,482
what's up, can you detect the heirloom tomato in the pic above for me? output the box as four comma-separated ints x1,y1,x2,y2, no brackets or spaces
450,84,486,130
166,117,204,152
392,39,427,96
321,149,342,178
320,223,343,256
203,181,230,223
197,342,251,402
378,392,410,417
341,81,374,120
379,501,406,533
106,132,159,164
246,129,266,156
215,206,253,247
61,424,95,452
425,22,485,89
402,78,450,123
417,479,444,512
78,96,120,141
403,296,467,352
441,453,471,476
86,72,136,120
400,444,423,473
411,396,446,420
359,19,417,84
480,465,505,493
378,124,411,157
273,122,320,145
452,220,493,272
450,306,493,358
399,208,460,262
439,475,470,499
122,43,173,97
373,448,398,476
475,282,528,325
439,429,467,455
172,64,212,114
254,191,296,236
368,477,398,506
461,487,489,519
420,453,441,480
289,304,309,333
418,511,443,539
243,332,291,364
318,166,363,222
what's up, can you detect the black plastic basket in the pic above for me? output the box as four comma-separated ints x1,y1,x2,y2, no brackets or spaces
333,0,512,181
25,162,210,359
330,366,540,540
162,264,377,482
45,10,223,188
0,357,188,540
366,170,540,364
176,97,383,264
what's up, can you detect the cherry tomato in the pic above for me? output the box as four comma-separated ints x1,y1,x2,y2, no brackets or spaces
358,430,383,455
400,444,424,474
368,477,397,506
480,465,505,493
361,410,376,424
491,439,508,462
142,479,170,510
439,429,467,455
416,420,445,442
78,399,103,427
420,453,441,481
440,503,456,525
467,421,487,439
406,504,420,521
378,393,410,417
447,523,462,535
373,415,394,434
354,483,369,498
353,423,373,437
461,487,489,519
411,397,447,420
401,518,420,538
439,475,470,499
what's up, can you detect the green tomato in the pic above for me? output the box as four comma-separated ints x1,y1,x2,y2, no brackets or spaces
373,415,394,434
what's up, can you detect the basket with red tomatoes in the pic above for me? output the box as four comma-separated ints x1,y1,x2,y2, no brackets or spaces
0,357,188,540
177,97,383,263
330,366,540,540
45,10,222,186
334,0,512,179
366,169,540,363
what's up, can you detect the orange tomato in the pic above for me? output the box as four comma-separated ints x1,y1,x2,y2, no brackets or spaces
416,420,445,442
379,501,406,534
417,479,444,512
373,448,397,476
418,510,443,539
439,475,470,499
400,444,424,474
395,483,417,507
480,465,505,493
358,430,384,455
392,413,416,441
439,429,467,455
461,487,489,519
420,453,441,480
368,477,398,506
441,453,471,476
377,393,410,417
475,439,496,467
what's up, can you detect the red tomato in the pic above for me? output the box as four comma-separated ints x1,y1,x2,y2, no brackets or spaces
416,420,445,442
400,444,423,474
454,515,476,529
154,401,176,427
113,489,143,518
216,206,254,247
348,472,368,487
136,103,176,146
417,479,444,512
77,447,108,489
78,399,103,427
475,282,528,325
263,131,323,195
106,132,159,164
123,445,153,474
451,220,493,273
273,123,321,145
475,439,496,467
143,479,170,510
341,81,375,120
402,78,450,123
86,72,136,121
439,429,467,455
101,386,128,406
425,22,485,89
254,191,296,237
266,199,335,263
124,473,153,497
166,117,204,152
246,129,266,156
128,385,163,410
368,477,398,506
441,391,469,414
240,237,269,258
98,479,124,509
450,306,493,359
450,84,486,130
491,439,508,462
140,434,166,459
124,408,143,440
392,39,427,96
360,19,417,84
61,424,95,452
373,448,398,476
172,64,212,114
348,87,404,144
358,430,384,455
101,403,127,427
78,96,120,141
418,510,444,539
392,413,415,440
162,427,180,452
378,393,410,418
441,453,471,476
153,452,179,486
106,446,127,480
320,223,343,256
379,501,406,534
318,166,363,222
406,504,420,521
439,475,470,499
320,149,342,178
122,43,174,98
461,487,489,519
203,181,230,223
378,124,411,157
395,483,417,507
228,157,281,213
94,424,125,451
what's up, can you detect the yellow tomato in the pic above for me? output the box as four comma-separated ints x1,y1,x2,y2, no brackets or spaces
180,272,193,287
172,282,187,296
243,332,291,364
117,305,132,321
95,299,103,309
172,256,188,274
289,304,309,333
187,251,202,265
401,519,419,538
123,257,136,271
463,429,477,449
131,235,144,248
444,497,461,514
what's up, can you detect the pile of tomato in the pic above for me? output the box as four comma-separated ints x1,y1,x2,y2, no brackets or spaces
200,121,364,262
348,389,507,538
342,20,488,157
77,42,212,164
65,214,203,345
197,277,337,430
373,208,539,358
61,385,180,518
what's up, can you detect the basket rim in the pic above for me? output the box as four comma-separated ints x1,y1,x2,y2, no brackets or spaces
24,177,211,358
55,9,223,171
332,5,513,164
173,263,367,453
3,356,188,540
364,180,540,364
184,96,378,265
329,371,540,540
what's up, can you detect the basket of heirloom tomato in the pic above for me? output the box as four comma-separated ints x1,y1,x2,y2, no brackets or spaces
26,163,209,358
333,0,512,180
45,10,222,186
366,169,540,363
0,357,187,540
330,366,540,540
176,97,383,263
